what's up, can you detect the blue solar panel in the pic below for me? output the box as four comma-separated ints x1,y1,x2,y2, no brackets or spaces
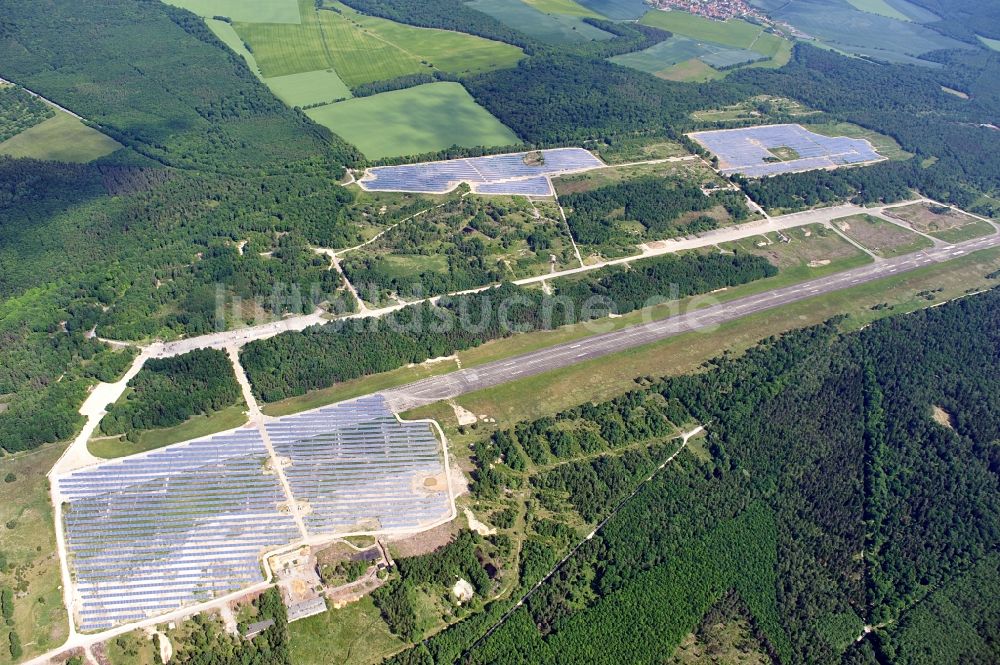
688,124,884,178
359,148,603,195
57,394,452,632
266,395,451,534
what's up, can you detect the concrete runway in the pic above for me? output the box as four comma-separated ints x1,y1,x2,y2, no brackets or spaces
382,232,1000,412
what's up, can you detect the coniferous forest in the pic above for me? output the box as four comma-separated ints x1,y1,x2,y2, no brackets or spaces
387,288,1000,665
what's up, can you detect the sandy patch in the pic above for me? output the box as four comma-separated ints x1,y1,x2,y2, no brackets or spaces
413,472,448,494
451,401,478,426
388,520,458,557
452,578,474,604
464,508,496,536
931,405,955,429
808,259,831,267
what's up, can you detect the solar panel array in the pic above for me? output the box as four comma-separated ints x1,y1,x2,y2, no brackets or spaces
689,124,883,177
58,429,298,631
358,148,604,196
266,395,450,533
58,395,451,632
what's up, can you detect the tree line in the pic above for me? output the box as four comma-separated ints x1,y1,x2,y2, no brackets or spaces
241,252,776,402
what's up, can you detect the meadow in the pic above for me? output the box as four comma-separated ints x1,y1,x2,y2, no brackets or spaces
305,82,520,158
845,0,911,22
234,0,522,87
622,11,789,81
466,0,614,44
611,36,760,77
0,444,68,664
521,0,601,18
575,0,649,20
640,11,786,55
162,0,301,23
264,70,352,107
751,0,966,65
204,18,261,75
0,111,121,163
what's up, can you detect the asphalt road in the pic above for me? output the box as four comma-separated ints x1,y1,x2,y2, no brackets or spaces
382,232,1000,412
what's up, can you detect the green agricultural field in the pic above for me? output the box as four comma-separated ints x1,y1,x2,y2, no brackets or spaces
609,36,708,74
263,70,352,107
467,0,614,44
846,0,911,22
660,58,723,82
641,11,786,57
575,0,649,20
205,18,260,75
234,0,522,85
978,35,1000,51
0,111,120,163
623,11,789,80
611,35,761,77
305,82,520,158
235,8,329,78
162,0,302,23
337,2,523,78
522,0,601,17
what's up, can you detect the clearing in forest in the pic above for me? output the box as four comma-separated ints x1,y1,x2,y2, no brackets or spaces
306,83,520,159
162,0,302,24
689,124,884,177
0,110,120,163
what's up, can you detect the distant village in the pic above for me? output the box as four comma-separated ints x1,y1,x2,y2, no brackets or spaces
646,0,812,39
648,0,761,22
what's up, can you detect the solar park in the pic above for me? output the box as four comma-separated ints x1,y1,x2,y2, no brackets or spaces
56,395,451,632
357,147,605,196
688,124,885,177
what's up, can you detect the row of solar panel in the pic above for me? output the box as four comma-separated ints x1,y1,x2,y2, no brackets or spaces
360,148,601,194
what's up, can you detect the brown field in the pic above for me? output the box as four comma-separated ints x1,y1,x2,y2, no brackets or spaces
832,214,934,258
885,202,997,242
720,223,867,270
387,520,459,558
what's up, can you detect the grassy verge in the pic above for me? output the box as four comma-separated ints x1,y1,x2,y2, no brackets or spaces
88,404,249,458
928,219,997,243
0,111,120,163
262,359,460,417
0,443,69,664
406,247,1000,428
262,230,873,415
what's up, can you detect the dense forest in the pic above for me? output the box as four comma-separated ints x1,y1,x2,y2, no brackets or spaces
387,287,1000,664
464,54,746,144
241,252,776,402
0,0,359,171
734,162,916,212
99,349,242,439
561,177,749,249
